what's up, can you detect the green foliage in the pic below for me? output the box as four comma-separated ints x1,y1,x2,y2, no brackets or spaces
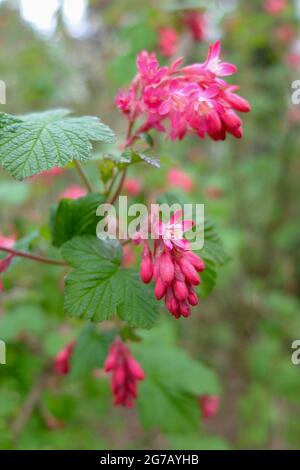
70,324,114,379
50,193,105,248
0,181,31,206
100,148,160,170
62,236,159,328
167,433,231,450
1,0,300,452
133,328,220,432
0,110,115,180
0,305,47,342
121,148,161,168
198,219,230,297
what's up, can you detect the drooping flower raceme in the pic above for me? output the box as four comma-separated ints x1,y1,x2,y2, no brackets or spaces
140,211,205,319
116,41,250,142
54,342,75,375
104,338,145,407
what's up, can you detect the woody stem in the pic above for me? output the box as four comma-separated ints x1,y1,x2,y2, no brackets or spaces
108,120,134,205
73,160,94,192
0,246,67,266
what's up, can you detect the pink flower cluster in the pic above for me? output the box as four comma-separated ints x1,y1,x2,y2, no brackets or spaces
140,211,205,319
54,342,75,375
104,338,145,407
116,41,250,141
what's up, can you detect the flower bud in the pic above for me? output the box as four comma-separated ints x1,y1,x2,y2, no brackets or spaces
155,277,167,300
140,243,153,284
173,279,189,301
178,257,200,285
159,251,175,285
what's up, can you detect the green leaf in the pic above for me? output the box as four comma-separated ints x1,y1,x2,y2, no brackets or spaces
199,261,217,297
167,433,231,450
50,193,105,248
0,305,47,342
200,219,230,266
0,110,116,180
62,236,159,329
99,148,160,170
133,337,220,432
197,219,230,297
122,148,160,168
70,324,113,379
0,112,21,129
0,181,31,206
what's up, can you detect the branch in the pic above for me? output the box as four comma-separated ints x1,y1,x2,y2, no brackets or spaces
74,160,94,192
11,368,50,441
0,246,67,266
108,121,133,204
108,167,127,205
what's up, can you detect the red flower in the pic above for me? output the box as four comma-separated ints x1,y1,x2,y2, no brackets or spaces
199,395,220,419
54,342,75,375
104,338,145,407
140,242,153,284
158,27,179,57
184,10,206,42
123,178,142,196
264,0,286,15
167,168,194,192
0,254,15,274
0,233,16,249
58,185,87,200
116,42,250,142
0,234,16,292
115,89,135,115
275,25,296,43
139,210,205,319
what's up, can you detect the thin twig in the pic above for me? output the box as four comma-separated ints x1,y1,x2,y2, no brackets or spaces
105,171,118,199
0,246,67,266
74,160,94,192
11,369,50,441
108,121,134,204
108,167,127,205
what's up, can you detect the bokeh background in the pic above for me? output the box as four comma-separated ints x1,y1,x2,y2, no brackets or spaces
1,0,300,450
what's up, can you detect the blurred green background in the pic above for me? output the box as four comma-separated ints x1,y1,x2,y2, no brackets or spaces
0,0,300,450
